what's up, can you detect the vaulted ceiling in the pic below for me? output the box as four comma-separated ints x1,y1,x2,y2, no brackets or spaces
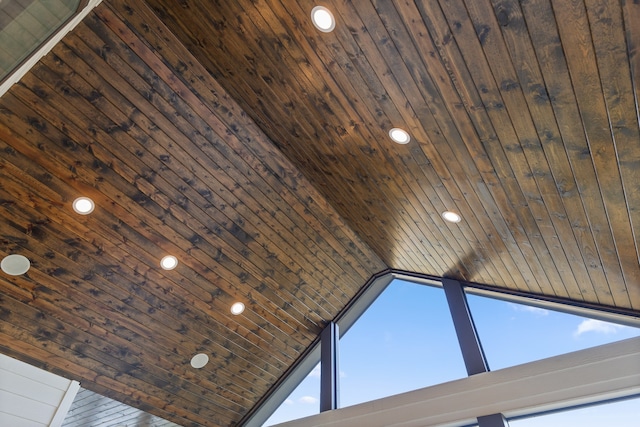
0,0,638,426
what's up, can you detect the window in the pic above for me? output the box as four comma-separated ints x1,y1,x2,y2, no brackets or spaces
0,0,81,82
339,279,466,407
466,293,640,370
263,363,320,426
248,273,640,427
509,395,640,427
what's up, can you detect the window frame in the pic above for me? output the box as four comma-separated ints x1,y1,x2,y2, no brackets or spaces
240,270,640,427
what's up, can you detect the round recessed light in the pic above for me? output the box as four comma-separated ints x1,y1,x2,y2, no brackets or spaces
311,6,335,32
72,197,95,215
442,211,462,223
160,255,178,270
230,302,245,315
190,353,209,369
1,254,30,276
389,128,410,144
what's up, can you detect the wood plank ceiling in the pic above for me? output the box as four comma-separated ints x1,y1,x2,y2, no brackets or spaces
0,0,638,426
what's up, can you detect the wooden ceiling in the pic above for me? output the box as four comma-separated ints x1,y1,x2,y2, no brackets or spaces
0,0,639,426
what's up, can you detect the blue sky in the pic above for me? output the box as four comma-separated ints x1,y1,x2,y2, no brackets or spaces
264,279,640,426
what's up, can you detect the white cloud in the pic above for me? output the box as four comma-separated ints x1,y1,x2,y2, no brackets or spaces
574,319,626,337
284,398,294,405
299,396,318,404
510,303,549,316
308,364,321,378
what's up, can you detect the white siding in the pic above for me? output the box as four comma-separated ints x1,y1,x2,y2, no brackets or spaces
0,354,79,427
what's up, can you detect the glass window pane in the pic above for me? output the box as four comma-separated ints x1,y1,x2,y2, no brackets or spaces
0,0,80,81
262,363,320,426
339,279,467,408
467,294,640,370
509,396,640,427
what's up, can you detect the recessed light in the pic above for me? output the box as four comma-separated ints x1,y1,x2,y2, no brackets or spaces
1,254,30,276
230,302,245,315
442,211,462,223
160,255,178,270
72,197,94,215
389,128,410,144
190,353,209,369
311,6,335,32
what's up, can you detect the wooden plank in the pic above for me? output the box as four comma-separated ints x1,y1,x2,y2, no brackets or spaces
0,171,299,387
549,0,637,308
67,15,348,314
0,85,316,349
257,0,488,282
453,0,595,302
328,0,536,290
485,0,613,306
0,97,312,368
228,0,452,275
0,161,290,394
77,4,372,308
0,234,268,407
415,0,570,299
141,0,431,275
0,317,237,426
583,0,640,308
0,159,293,409
376,0,544,291
0,335,206,427
0,138,306,364
110,0,386,282
515,0,632,308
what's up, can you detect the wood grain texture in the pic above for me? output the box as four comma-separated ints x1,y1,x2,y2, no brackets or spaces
0,1,384,425
144,0,640,306
0,0,638,425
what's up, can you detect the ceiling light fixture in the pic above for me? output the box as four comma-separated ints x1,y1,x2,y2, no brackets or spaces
442,211,462,223
72,196,95,215
389,128,410,144
1,254,30,276
190,353,209,369
311,6,335,32
160,255,178,270
230,302,245,315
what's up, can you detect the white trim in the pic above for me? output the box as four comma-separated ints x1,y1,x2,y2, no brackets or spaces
271,336,640,427
49,380,80,427
0,0,103,98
